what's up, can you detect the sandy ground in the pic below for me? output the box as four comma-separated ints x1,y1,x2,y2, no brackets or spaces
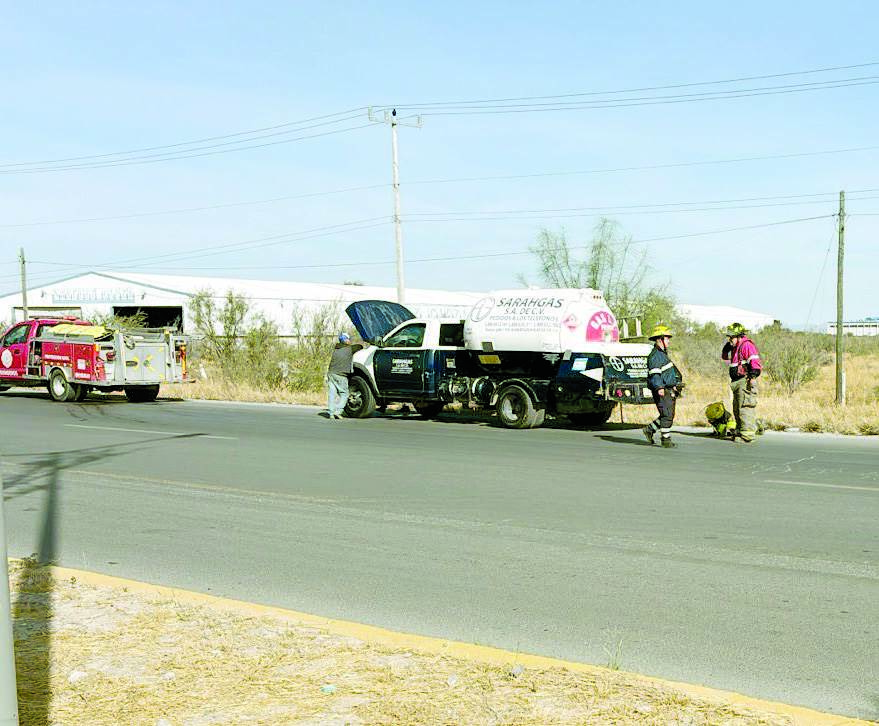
5,558,827,726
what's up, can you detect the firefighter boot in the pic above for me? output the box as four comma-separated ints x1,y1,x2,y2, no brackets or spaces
661,437,676,449
642,426,655,445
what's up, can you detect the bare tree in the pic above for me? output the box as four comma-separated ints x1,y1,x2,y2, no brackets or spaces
520,218,676,328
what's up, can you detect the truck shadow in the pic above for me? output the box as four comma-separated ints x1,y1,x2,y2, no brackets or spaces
367,410,645,432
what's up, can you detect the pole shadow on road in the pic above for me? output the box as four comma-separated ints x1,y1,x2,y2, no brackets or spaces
1,388,182,405
2,432,210,725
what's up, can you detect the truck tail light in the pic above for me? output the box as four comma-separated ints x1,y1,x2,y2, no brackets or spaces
106,351,116,361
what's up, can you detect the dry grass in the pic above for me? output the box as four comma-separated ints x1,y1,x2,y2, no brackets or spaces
163,376,325,407
164,357,879,435
10,559,794,726
620,356,879,435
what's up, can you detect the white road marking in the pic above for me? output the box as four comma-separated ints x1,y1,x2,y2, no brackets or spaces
64,424,237,441
764,479,877,493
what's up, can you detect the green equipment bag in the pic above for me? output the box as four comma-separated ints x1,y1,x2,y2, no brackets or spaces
705,401,733,437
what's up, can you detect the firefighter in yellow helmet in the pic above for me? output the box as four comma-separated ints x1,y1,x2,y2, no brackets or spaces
642,325,684,448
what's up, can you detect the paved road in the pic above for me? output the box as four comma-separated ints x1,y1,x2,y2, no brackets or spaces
1,390,877,719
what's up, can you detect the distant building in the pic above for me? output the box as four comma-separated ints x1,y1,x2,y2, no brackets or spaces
1,270,778,336
0,271,482,335
675,304,777,332
826,318,879,336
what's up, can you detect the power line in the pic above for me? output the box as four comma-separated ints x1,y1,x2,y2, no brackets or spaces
0,183,389,229
404,145,879,186
805,219,839,328
383,61,879,108
4,143,879,229
0,121,377,175
55,214,830,274
414,78,879,116
422,77,879,116
0,108,367,169
27,218,392,272
404,192,879,219
0,217,392,284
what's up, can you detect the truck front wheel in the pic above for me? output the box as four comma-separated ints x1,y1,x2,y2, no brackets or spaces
345,376,376,418
48,369,74,402
125,385,160,403
496,385,545,429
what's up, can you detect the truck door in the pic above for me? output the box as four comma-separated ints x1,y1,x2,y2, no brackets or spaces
0,322,32,381
373,322,431,396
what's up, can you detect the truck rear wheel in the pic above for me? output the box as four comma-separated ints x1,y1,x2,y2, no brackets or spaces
344,376,376,418
73,385,91,402
568,406,615,428
48,369,74,402
124,385,160,403
496,385,545,429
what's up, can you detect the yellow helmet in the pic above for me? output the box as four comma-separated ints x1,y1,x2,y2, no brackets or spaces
705,402,726,421
648,324,674,340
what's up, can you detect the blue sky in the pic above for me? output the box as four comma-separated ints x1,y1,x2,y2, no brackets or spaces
1,1,877,327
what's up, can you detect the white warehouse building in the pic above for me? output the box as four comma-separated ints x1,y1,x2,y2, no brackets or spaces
1,270,776,335
0,271,483,334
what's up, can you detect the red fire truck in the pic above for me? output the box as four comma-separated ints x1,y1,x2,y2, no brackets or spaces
0,317,189,402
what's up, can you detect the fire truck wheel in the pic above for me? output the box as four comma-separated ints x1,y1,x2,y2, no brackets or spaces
496,385,544,429
73,385,91,402
124,385,160,403
345,376,376,418
48,369,74,402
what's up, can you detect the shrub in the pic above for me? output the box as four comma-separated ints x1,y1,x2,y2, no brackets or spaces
760,334,831,394
185,291,350,392
90,310,149,330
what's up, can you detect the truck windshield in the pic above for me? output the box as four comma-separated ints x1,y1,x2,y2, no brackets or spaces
384,323,426,348
2,324,29,346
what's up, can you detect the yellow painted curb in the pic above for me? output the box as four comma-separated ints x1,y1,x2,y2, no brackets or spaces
23,562,872,726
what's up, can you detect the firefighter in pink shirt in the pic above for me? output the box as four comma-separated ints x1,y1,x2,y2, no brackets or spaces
721,322,762,442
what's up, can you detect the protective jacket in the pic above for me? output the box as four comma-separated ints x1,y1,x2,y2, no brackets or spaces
721,336,762,381
647,344,682,392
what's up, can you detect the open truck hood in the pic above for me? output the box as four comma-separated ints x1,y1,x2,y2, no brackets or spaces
345,300,415,343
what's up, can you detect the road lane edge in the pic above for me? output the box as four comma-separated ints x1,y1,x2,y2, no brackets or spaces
30,561,869,726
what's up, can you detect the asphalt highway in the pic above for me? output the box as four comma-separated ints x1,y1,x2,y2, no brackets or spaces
1,390,877,719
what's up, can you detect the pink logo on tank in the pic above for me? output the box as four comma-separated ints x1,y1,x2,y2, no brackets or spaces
586,311,619,342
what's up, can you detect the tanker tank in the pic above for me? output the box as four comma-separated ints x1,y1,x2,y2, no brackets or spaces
464,288,646,354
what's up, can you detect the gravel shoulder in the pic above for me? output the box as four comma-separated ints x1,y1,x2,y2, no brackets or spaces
10,559,866,726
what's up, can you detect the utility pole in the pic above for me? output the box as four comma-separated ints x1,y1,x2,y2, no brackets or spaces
18,248,28,321
0,470,20,726
368,107,422,304
835,190,846,406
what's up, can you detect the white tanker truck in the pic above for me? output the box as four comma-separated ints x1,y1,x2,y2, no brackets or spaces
343,289,654,428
